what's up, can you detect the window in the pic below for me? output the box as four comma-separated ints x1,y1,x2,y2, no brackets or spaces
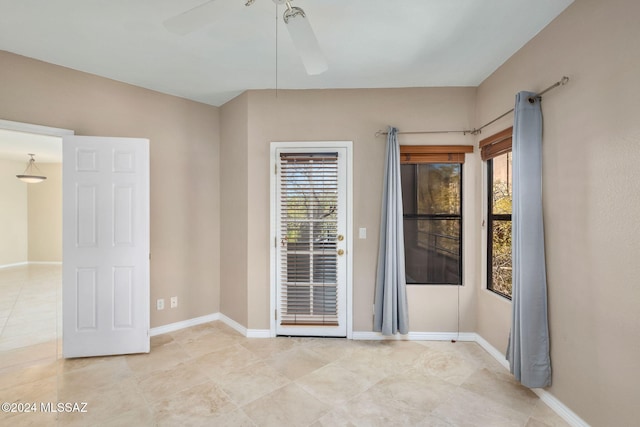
399,145,473,285
481,128,513,299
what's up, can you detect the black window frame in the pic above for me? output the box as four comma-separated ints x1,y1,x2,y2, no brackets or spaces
401,162,463,286
486,156,512,299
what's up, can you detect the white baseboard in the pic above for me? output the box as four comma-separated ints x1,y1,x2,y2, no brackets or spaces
0,261,28,269
217,313,271,338
353,331,476,342
473,333,510,370
531,389,590,427
150,314,588,427
150,313,220,336
1,261,63,269
246,329,272,338
217,313,247,336
473,333,589,427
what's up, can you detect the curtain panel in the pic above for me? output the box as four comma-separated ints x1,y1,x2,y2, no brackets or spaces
373,127,409,335
506,92,552,388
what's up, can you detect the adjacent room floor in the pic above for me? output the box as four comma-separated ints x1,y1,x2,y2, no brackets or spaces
0,265,568,426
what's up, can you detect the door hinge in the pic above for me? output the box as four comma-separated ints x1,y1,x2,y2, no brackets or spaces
274,309,277,320
274,237,277,248
274,163,278,175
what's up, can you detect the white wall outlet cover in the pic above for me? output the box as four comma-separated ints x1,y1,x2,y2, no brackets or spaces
157,299,165,310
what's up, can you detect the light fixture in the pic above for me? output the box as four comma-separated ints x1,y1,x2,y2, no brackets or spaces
281,1,327,75
16,153,47,184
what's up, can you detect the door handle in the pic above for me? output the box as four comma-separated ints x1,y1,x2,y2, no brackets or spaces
337,249,345,256
337,235,344,241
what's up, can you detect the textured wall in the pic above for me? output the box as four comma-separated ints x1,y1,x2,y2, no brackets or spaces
0,158,28,266
27,163,62,262
0,51,221,327
243,87,479,332
475,0,640,424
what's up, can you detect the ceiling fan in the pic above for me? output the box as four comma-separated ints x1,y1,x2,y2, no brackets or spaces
164,0,328,75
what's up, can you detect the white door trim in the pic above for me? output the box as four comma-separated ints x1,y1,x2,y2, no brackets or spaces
0,119,75,137
270,141,353,338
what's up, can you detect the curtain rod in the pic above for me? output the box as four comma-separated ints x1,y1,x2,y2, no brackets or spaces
374,76,569,137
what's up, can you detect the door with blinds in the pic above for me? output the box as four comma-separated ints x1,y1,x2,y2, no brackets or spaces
274,146,348,337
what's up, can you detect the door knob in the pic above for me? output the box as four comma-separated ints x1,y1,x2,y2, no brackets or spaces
337,249,345,256
337,235,344,241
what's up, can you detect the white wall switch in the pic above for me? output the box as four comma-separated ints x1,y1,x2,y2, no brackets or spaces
359,227,367,239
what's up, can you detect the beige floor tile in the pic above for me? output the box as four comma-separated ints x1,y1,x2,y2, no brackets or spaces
0,340,57,370
461,368,539,417
136,361,210,403
296,363,375,406
432,387,530,427
151,381,237,427
195,343,262,378
312,406,357,427
412,347,480,385
180,329,245,358
0,375,56,403
264,346,332,380
169,321,224,343
527,400,571,427
125,342,191,377
338,370,457,425
215,360,291,406
0,360,57,392
150,333,175,349
243,383,330,427
58,356,134,396
299,337,357,361
57,378,147,427
97,407,155,427
0,266,570,427
239,335,298,359
0,410,59,427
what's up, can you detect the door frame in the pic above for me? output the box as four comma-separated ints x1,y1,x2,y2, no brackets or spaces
269,141,353,338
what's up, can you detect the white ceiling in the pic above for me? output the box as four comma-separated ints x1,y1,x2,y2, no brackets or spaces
0,0,573,107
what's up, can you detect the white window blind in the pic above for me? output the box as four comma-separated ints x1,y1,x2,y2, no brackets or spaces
279,152,339,326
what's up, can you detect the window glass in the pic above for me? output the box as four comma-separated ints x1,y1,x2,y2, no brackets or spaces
401,163,462,285
488,152,512,298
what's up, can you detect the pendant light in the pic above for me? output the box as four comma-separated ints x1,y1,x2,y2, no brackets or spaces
16,153,47,184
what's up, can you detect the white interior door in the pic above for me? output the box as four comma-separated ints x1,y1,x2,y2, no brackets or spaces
274,145,349,337
63,136,149,357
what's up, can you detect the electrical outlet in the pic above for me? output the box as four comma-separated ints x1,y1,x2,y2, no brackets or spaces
157,298,165,310
170,296,178,308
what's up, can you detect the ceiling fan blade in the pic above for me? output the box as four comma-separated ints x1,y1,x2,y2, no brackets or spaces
164,0,221,35
284,9,328,75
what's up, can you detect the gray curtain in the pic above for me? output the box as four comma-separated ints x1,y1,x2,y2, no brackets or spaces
506,92,552,388
373,127,409,335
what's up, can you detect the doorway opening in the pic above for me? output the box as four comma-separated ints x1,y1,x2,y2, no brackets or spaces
270,141,353,338
0,119,72,366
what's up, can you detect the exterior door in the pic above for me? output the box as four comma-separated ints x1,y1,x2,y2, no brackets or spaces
274,144,349,337
62,136,149,357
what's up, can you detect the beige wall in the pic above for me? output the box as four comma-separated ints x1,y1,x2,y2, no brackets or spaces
0,158,28,266
241,88,479,331
219,92,249,327
475,0,640,425
0,51,221,327
27,163,62,262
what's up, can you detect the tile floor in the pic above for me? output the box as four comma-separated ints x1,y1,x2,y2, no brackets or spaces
0,265,570,426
